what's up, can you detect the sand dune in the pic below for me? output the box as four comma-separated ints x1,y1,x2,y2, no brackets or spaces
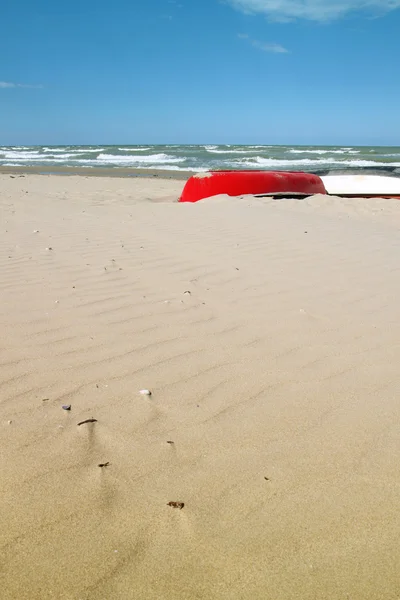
1,174,400,599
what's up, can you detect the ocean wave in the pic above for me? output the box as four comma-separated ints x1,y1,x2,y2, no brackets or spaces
43,147,68,152
206,148,264,155
287,149,360,155
42,147,104,153
76,148,104,153
379,153,400,158
237,157,333,167
66,161,194,170
138,165,207,172
0,157,80,163
331,159,400,167
43,152,90,159
0,152,88,161
1,149,94,160
0,162,205,172
118,147,151,152
96,153,185,164
236,157,400,168
1,150,44,159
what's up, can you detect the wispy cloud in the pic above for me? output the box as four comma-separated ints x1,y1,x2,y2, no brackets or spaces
227,0,400,22
238,33,289,53
252,40,289,52
0,81,43,89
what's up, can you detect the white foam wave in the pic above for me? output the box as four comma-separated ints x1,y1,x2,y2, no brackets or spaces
43,152,89,159
118,147,151,152
78,148,105,153
43,147,72,153
0,157,81,163
206,148,263,155
138,165,207,172
288,149,360,155
0,162,205,173
1,150,44,159
0,152,88,161
236,157,400,168
237,157,330,167
3,149,96,160
42,147,104,153
334,159,400,167
96,153,185,164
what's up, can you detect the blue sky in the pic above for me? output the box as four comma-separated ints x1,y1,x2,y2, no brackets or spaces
1,0,399,145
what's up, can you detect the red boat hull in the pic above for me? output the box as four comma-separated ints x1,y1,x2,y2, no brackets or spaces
179,170,327,203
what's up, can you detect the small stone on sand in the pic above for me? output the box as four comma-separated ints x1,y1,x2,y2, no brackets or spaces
167,501,184,510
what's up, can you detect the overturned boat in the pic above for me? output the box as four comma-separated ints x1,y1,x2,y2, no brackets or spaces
320,173,400,198
179,170,327,202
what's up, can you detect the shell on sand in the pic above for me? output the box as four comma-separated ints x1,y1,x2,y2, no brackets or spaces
139,389,152,396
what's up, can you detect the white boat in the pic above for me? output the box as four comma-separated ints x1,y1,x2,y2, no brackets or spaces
321,174,400,197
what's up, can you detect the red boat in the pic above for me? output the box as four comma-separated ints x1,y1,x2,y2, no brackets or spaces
179,170,327,203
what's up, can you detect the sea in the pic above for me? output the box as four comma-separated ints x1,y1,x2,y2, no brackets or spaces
1,144,400,174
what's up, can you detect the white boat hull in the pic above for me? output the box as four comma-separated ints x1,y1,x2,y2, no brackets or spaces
321,175,400,197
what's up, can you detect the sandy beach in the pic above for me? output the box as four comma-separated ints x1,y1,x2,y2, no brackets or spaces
2,172,400,599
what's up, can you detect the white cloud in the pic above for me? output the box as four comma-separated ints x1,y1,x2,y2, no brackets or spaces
252,40,289,52
0,81,43,89
226,0,400,22
238,33,289,52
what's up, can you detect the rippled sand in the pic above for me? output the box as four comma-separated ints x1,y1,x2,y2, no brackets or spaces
2,174,400,599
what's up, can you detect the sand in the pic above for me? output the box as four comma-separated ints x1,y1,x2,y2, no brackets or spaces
1,173,400,600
